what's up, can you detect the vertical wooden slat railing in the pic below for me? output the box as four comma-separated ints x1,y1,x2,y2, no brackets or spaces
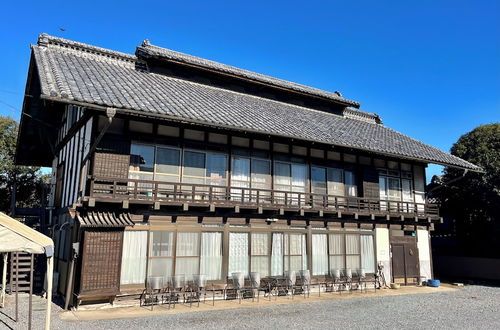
88,176,439,218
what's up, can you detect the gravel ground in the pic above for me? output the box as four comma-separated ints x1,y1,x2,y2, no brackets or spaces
1,285,500,330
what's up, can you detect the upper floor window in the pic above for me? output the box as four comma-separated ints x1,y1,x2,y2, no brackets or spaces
182,150,228,186
311,166,357,197
274,162,308,193
130,144,181,182
378,169,413,202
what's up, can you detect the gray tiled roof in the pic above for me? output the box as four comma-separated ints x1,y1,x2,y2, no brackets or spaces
30,34,480,171
136,40,360,108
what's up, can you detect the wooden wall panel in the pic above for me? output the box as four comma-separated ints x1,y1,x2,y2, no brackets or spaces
80,230,124,295
93,135,131,179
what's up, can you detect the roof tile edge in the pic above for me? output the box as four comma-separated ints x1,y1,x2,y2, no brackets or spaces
37,33,137,64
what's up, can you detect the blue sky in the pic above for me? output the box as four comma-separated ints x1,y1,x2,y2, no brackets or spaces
1,0,499,180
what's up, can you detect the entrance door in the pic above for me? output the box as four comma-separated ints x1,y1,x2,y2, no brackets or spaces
391,243,419,285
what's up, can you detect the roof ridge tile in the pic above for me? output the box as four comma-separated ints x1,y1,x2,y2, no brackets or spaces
37,33,137,64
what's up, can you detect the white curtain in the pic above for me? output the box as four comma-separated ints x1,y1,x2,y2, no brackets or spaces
345,171,357,197
346,234,360,270
228,232,249,276
328,234,345,271
175,232,200,280
271,233,283,276
361,235,375,273
121,231,147,285
312,234,328,276
251,233,269,276
287,234,307,271
200,232,222,280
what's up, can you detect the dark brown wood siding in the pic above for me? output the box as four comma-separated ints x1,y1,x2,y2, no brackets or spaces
92,135,130,179
79,229,124,295
362,167,379,199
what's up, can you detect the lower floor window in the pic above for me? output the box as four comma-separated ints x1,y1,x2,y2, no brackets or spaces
148,230,223,282
121,231,148,285
313,233,376,276
121,229,376,287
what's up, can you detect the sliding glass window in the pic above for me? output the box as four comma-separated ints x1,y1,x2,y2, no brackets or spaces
251,233,270,277
326,233,375,274
147,230,223,282
175,232,200,281
284,233,307,272
274,162,308,205
228,232,249,276
148,231,175,282
129,144,181,196
182,150,228,199
231,156,271,202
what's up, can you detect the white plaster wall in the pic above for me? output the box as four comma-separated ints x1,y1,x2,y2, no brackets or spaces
375,228,391,284
417,229,432,281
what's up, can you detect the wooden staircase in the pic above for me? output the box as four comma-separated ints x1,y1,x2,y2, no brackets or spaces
9,252,33,293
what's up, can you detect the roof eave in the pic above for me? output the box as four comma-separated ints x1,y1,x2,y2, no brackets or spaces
39,95,482,172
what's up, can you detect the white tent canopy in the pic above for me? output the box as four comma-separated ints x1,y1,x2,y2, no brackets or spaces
0,212,54,330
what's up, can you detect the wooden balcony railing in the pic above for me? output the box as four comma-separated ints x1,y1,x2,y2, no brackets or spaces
87,176,439,218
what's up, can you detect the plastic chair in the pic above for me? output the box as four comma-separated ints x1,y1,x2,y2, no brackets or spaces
166,274,186,308
231,272,246,304
298,270,311,298
140,276,164,311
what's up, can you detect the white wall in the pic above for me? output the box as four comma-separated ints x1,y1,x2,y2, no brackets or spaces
417,229,432,280
375,227,391,284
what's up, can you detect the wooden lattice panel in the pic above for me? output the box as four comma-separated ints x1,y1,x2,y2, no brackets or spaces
80,230,124,294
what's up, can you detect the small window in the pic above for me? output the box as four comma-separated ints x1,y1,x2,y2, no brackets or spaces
184,129,205,141
158,125,180,137
208,133,228,144
401,163,412,171
359,156,371,165
374,158,385,168
129,120,153,134
387,160,399,170
343,154,356,163
327,151,341,161
310,148,324,159
232,136,250,147
254,140,270,150
292,145,307,156
273,143,289,153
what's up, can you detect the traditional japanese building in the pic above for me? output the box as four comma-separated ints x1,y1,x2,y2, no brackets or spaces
16,34,480,307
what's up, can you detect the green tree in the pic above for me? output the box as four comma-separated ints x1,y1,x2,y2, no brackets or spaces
434,123,500,257
0,116,46,213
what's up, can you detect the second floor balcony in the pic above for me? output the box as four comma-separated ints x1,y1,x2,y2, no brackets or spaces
85,176,440,221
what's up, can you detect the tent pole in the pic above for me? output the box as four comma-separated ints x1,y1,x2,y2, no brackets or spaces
45,257,53,330
29,254,33,330
15,252,18,322
1,253,6,307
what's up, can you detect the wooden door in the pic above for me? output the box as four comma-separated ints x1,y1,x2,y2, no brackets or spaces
391,243,419,285
391,244,406,281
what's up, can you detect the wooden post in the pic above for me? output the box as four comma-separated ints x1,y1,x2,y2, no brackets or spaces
45,257,54,330
15,252,19,322
1,253,7,308
29,254,34,330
